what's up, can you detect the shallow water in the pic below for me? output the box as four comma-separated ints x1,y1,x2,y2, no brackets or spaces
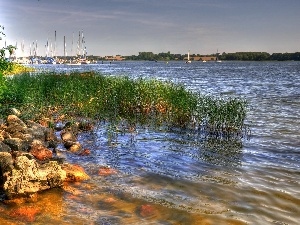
1,61,299,224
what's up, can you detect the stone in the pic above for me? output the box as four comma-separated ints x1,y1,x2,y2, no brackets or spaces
62,164,90,182
25,120,47,141
61,130,77,143
45,128,58,149
137,204,157,218
0,129,11,141
3,138,30,152
69,142,82,153
9,206,40,222
78,148,91,156
98,166,117,176
2,153,66,199
9,108,21,117
30,144,53,161
0,142,11,152
0,152,14,173
6,115,27,128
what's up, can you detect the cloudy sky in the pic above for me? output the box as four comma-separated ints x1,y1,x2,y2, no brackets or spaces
1,0,300,56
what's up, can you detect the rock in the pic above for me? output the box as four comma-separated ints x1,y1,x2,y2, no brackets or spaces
45,128,58,149
9,206,40,222
78,120,94,131
25,120,47,141
98,166,117,176
69,142,82,153
78,148,91,156
0,129,11,141
64,122,79,136
3,138,30,152
62,164,90,182
0,142,11,152
0,152,14,173
137,204,157,218
30,144,53,161
5,115,27,135
60,129,80,150
0,114,92,200
2,153,66,199
9,108,21,117
6,115,27,128
61,130,77,143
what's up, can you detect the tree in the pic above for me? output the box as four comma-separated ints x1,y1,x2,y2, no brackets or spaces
0,25,15,74
0,25,16,103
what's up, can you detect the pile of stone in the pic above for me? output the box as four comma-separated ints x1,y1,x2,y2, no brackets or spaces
0,112,90,201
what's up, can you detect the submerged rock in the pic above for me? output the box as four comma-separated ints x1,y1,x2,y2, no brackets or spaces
9,205,41,222
98,166,118,176
137,204,157,218
62,164,90,182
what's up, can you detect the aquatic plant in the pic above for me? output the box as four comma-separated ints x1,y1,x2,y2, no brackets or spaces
0,71,248,136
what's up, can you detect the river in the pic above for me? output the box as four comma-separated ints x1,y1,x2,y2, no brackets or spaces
2,61,300,224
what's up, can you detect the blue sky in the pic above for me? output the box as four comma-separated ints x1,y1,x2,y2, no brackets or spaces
1,0,300,56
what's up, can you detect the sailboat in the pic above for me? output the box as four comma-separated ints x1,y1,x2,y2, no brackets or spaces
216,49,222,63
186,50,191,63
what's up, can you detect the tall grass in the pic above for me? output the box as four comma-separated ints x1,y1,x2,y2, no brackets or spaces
0,71,248,136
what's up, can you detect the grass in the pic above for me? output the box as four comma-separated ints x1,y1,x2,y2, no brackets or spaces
0,71,248,137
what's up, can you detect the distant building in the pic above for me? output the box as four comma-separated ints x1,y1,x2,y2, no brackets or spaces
105,55,125,61
183,56,217,61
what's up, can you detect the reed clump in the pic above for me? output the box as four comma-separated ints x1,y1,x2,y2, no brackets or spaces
3,63,35,75
0,71,248,136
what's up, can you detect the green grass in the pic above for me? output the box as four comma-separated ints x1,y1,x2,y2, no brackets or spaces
0,71,248,136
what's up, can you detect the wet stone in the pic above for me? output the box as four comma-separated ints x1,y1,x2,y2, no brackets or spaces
137,204,157,218
95,216,121,225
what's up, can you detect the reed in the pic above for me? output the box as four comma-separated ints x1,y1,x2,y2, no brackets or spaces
3,63,35,75
0,71,248,136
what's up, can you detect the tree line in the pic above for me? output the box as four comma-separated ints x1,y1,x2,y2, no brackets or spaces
219,52,300,61
124,51,300,61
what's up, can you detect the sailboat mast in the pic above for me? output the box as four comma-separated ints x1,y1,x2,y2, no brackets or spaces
71,32,74,56
64,36,66,57
54,30,57,58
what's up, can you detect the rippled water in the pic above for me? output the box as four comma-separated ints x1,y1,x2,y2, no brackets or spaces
1,61,299,224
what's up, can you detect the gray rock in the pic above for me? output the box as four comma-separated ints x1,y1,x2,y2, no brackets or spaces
3,138,30,152
0,142,11,152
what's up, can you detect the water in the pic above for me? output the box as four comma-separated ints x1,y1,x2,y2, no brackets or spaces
1,61,300,224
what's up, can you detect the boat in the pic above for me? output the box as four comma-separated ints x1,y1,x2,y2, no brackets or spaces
216,49,222,63
186,50,192,63
45,57,56,64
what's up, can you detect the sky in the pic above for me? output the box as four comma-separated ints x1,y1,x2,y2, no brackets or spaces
1,0,300,57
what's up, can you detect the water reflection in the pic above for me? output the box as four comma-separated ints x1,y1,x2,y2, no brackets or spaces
199,138,243,167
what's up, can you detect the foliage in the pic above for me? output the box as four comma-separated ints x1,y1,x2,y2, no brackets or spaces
125,51,182,61
0,71,248,137
219,52,300,61
0,25,16,74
